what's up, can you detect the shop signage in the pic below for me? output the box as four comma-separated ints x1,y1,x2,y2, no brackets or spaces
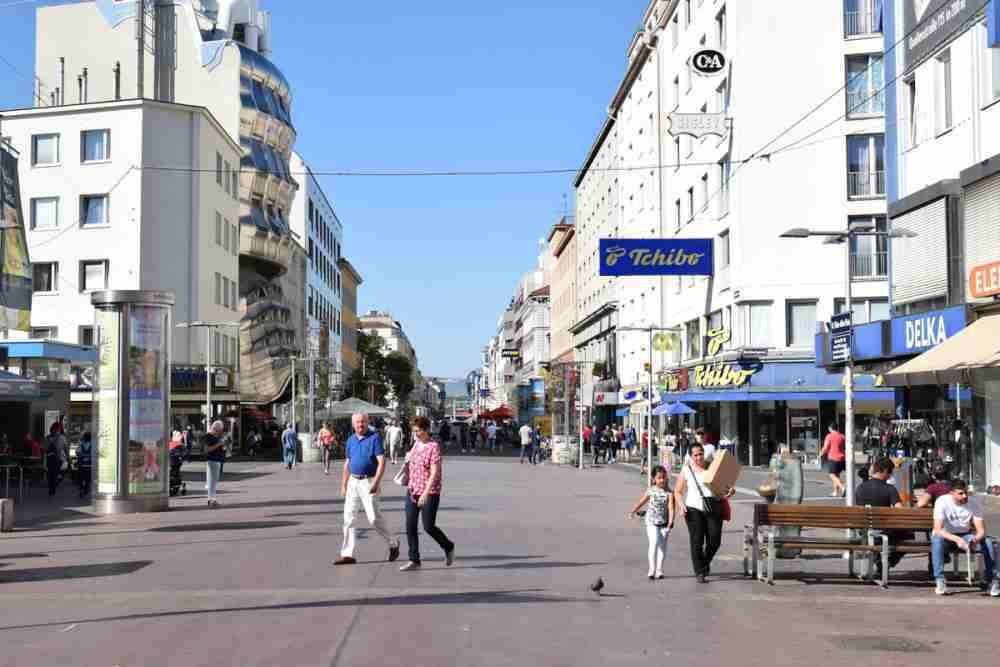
969,260,1000,299
667,113,728,139
171,365,234,392
904,0,980,72
593,391,622,406
690,48,727,76
889,306,967,356
599,238,713,277
501,348,521,359
662,329,760,391
831,332,852,363
990,0,1000,47
830,312,853,333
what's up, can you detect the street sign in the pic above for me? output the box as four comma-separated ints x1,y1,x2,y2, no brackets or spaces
830,312,852,334
667,112,728,139
501,348,521,359
599,238,713,276
479,388,490,397
831,332,852,363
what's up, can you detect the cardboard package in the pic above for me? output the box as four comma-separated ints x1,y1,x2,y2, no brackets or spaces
703,449,741,496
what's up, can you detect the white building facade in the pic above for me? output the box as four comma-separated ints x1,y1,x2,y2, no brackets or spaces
575,0,892,459
289,152,343,375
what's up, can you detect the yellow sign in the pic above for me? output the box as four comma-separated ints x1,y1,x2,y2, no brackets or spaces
705,328,730,356
96,309,120,495
661,328,759,391
652,332,677,352
692,362,756,388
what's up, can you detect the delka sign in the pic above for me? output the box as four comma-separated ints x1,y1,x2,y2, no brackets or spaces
969,260,1000,299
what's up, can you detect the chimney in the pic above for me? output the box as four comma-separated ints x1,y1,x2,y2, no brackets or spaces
82,67,88,103
113,61,121,100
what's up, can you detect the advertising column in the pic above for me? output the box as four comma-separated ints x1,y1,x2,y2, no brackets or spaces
92,291,174,514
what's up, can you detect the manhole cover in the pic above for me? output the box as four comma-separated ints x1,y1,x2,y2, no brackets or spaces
827,636,932,653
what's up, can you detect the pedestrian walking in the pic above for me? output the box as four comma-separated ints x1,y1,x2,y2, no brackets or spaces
627,465,675,580
247,428,261,457
399,416,455,571
44,422,65,497
319,421,336,474
334,412,400,566
282,423,298,470
76,431,93,498
673,443,734,583
487,421,498,453
204,420,226,508
610,425,623,464
384,420,403,464
819,422,847,498
519,422,533,464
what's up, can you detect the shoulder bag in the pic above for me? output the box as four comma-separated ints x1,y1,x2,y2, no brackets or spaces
688,462,721,517
393,451,411,487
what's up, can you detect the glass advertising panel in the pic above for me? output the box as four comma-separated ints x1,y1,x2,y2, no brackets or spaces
127,305,168,495
96,308,121,495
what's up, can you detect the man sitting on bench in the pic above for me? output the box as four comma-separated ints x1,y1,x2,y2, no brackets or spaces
856,457,908,572
932,479,1000,597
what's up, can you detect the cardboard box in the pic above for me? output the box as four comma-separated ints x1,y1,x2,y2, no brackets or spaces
703,449,741,496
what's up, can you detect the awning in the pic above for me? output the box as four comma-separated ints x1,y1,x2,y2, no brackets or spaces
659,390,895,403
0,370,40,399
885,314,1000,386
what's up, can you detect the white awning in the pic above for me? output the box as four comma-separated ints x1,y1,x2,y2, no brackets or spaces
884,315,1000,386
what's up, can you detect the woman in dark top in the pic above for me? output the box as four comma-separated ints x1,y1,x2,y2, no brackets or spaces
204,421,226,508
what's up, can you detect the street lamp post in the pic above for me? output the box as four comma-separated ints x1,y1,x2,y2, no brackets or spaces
176,321,241,432
780,225,916,506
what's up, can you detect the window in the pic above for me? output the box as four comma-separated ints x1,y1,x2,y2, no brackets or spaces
231,281,237,311
33,262,58,292
223,162,231,194
844,0,883,37
231,337,238,366
81,129,110,162
686,318,701,359
846,134,885,199
222,276,230,308
708,310,723,335
982,21,1000,104
79,326,95,346
718,230,730,269
935,49,953,133
714,79,728,113
671,14,679,48
213,331,221,364
716,7,727,48
32,134,59,165
672,76,680,109
686,67,692,92
80,260,108,292
31,327,58,340
215,212,222,245
846,54,884,116
231,224,238,255
786,301,817,347
684,0,691,26
31,197,59,230
80,194,109,226
906,78,918,146
835,298,889,324
231,170,238,200
700,173,709,211
718,155,731,215
216,152,223,185
848,215,888,278
747,302,771,346
687,186,694,221
223,221,230,251
673,136,681,168
674,198,682,231
215,272,222,305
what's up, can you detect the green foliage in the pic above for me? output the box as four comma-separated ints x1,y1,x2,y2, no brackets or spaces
342,331,414,410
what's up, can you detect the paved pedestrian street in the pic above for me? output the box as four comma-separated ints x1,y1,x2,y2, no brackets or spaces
1,459,998,666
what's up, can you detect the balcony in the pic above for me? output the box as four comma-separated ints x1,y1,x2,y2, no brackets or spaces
850,252,888,281
847,88,884,116
844,10,881,38
847,171,885,199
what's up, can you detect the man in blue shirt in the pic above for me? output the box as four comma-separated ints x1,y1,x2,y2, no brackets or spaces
334,412,400,565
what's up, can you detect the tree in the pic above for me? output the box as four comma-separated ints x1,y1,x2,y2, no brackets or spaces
383,352,415,407
344,331,390,405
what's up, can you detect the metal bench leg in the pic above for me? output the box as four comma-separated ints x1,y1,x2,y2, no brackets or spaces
767,531,776,585
881,536,890,588
742,524,752,577
967,548,975,587
752,527,760,581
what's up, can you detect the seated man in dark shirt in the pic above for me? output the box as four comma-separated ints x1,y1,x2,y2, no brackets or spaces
856,457,908,568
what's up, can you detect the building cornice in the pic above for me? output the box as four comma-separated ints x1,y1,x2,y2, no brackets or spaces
569,301,618,335
338,257,363,285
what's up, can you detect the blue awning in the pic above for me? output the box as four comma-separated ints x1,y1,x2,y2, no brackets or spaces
614,408,629,417
659,389,896,403
0,340,97,363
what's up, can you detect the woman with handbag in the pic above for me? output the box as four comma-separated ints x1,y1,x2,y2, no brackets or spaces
673,443,735,583
398,416,456,571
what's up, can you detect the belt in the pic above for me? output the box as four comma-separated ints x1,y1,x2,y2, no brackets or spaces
351,474,373,480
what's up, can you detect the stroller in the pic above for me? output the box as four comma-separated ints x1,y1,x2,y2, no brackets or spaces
169,447,187,496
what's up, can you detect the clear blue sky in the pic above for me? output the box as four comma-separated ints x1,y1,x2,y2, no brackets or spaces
0,0,648,376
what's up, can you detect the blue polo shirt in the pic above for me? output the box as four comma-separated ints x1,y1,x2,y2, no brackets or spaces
346,431,385,476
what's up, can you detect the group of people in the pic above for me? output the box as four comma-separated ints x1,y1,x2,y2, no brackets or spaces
332,412,455,571
627,441,735,583
583,424,638,465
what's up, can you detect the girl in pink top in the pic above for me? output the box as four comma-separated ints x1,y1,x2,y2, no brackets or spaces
400,416,455,571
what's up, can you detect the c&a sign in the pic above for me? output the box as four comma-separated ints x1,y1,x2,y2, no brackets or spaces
599,238,714,277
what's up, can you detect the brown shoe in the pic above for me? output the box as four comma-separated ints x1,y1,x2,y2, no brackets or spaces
333,556,356,566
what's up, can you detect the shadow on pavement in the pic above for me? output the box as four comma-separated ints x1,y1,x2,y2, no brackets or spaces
0,553,49,560
0,559,152,584
149,521,301,533
451,561,606,571
180,471,276,483
170,498,343,512
0,589,581,631
271,506,468,518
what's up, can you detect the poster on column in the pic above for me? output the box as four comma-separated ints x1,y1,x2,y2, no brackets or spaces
127,305,168,495
96,309,121,494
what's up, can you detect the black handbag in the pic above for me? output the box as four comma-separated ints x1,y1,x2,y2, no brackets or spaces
688,463,720,516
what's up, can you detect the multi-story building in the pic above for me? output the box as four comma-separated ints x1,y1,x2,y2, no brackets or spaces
576,0,892,461
338,257,363,382
1,98,242,428
32,0,301,405
288,152,343,378
864,0,1000,488
547,217,577,364
358,311,419,386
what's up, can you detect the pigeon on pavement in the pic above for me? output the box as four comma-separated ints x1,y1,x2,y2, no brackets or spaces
590,577,604,596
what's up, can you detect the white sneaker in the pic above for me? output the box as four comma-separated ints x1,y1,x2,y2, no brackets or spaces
399,561,421,572
935,578,949,596
990,578,1000,598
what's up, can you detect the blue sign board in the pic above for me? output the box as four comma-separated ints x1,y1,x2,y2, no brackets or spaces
889,305,967,356
599,238,713,277
990,0,1000,47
